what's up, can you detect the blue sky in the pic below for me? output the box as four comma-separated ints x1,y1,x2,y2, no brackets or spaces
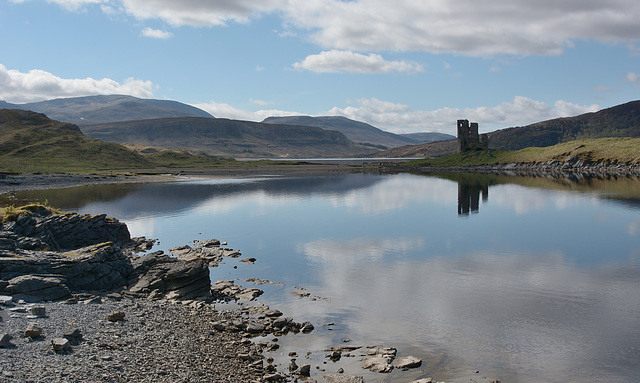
1,0,639,135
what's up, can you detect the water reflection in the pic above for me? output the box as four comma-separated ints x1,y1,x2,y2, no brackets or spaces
5,172,640,382
457,179,488,215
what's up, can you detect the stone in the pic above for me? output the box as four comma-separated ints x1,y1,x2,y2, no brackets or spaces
362,356,394,373
322,374,365,383
299,364,311,377
62,328,82,341
52,337,70,351
30,306,46,317
239,257,257,264
24,323,43,338
107,311,125,322
289,359,298,371
0,295,13,305
301,321,315,333
193,239,220,248
394,355,422,369
4,275,71,302
0,333,14,348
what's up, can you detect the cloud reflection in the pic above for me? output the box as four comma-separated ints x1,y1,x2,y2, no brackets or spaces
295,238,640,381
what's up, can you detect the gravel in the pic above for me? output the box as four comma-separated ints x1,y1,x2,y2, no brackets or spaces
0,297,265,382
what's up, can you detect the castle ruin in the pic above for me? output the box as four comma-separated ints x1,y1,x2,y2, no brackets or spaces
457,119,488,153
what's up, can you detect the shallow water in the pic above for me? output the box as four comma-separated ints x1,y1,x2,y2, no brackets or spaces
11,172,640,382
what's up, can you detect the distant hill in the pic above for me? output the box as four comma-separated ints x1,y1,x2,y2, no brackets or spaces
82,117,378,158
377,100,640,158
0,109,152,171
399,132,456,143
263,115,424,149
0,95,214,126
487,100,640,150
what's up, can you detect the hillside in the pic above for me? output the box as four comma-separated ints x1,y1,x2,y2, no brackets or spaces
403,137,640,167
0,95,214,126
488,100,640,150
263,115,420,149
377,100,640,158
0,109,153,172
82,117,378,158
399,132,455,143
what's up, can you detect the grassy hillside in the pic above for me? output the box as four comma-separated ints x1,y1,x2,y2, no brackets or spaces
487,100,640,150
82,117,379,158
0,109,155,172
403,137,640,167
0,109,233,173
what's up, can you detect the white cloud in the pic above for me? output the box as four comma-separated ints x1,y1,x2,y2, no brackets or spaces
284,0,640,56
0,64,154,103
118,0,287,27
625,71,640,86
141,27,172,39
22,0,640,57
292,50,423,74
249,98,269,106
195,96,600,135
193,100,303,121
39,0,105,11
327,96,600,134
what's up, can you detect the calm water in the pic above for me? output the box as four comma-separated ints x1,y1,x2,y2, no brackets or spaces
10,172,640,382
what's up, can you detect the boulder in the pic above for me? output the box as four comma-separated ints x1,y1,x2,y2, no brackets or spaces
107,311,126,322
322,374,365,383
394,355,422,369
362,356,394,373
51,337,70,351
0,333,14,348
24,323,43,338
3,275,71,302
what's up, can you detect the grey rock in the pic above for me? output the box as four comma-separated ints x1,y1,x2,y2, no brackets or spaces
193,239,221,248
4,275,71,302
107,311,125,322
362,356,394,373
51,337,70,351
30,305,46,317
322,374,365,383
394,355,422,369
24,323,43,338
0,332,14,348
62,328,82,341
299,364,312,377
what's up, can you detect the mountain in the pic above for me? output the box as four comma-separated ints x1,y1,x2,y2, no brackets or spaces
487,100,640,150
399,132,456,143
0,95,213,126
262,115,422,149
81,117,378,158
376,100,640,158
0,109,152,171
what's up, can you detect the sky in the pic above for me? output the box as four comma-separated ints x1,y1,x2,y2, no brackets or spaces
0,0,639,136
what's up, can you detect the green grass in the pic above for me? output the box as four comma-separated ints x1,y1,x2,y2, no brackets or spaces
0,203,61,223
404,138,640,167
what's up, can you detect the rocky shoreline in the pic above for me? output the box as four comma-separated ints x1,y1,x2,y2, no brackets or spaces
0,203,452,382
402,159,640,178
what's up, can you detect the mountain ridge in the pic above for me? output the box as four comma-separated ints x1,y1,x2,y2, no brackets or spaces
377,100,640,158
0,95,214,126
81,117,378,158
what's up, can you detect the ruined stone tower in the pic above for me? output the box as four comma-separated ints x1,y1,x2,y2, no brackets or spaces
457,119,488,153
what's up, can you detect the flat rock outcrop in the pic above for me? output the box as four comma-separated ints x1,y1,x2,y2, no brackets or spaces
0,208,211,303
